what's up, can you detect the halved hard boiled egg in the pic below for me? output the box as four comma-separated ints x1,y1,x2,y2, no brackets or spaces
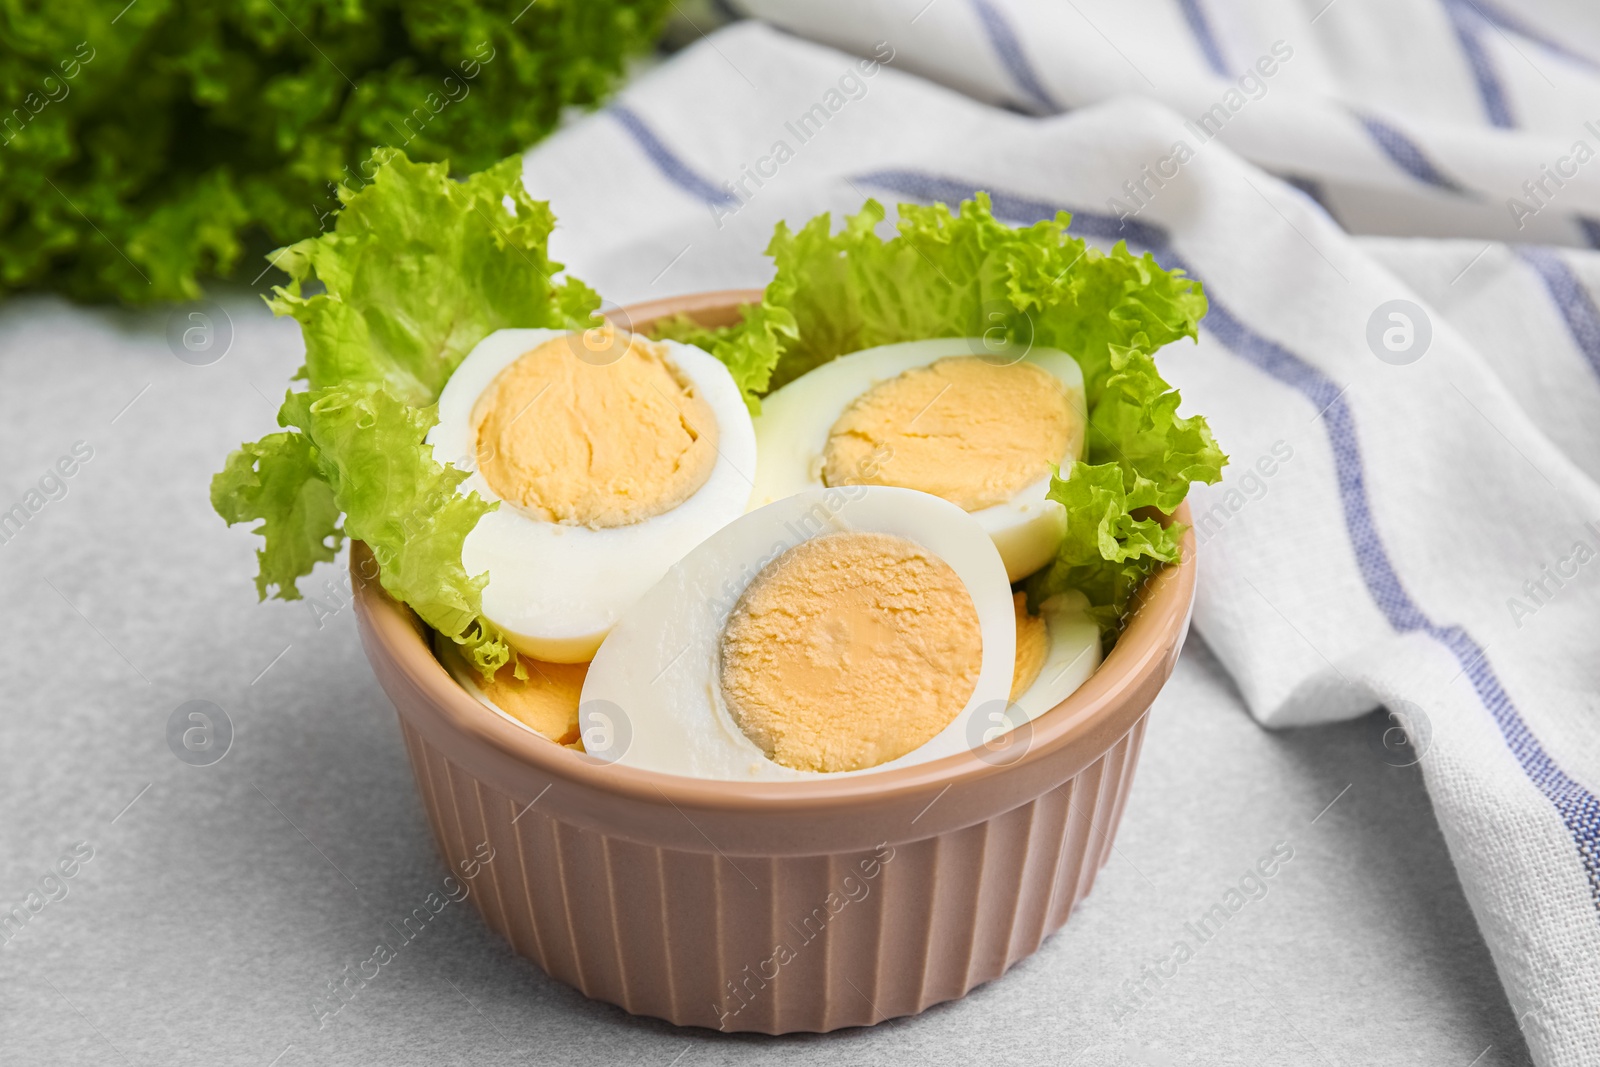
578,486,1017,779
428,328,757,662
749,339,1088,582
1007,590,1102,722
434,633,586,749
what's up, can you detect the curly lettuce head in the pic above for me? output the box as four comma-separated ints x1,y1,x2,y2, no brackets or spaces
0,0,669,304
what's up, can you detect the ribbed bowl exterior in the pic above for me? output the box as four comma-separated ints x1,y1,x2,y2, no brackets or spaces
392,711,1148,1033
351,288,1193,1034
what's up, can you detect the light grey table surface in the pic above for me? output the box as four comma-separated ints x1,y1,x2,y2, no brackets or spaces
0,289,1530,1066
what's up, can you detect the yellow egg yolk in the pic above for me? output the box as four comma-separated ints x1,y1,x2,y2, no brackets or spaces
821,356,1078,512
472,334,718,528
1010,591,1048,701
718,531,982,773
477,656,587,745
439,642,586,745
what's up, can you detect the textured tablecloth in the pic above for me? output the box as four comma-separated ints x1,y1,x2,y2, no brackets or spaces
4,5,1589,1063
0,285,1527,1063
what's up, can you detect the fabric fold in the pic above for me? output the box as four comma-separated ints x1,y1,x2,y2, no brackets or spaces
521,18,1600,1065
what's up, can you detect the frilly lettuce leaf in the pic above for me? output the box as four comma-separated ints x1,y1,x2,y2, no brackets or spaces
651,300,797,412
664,193,1224,641
1024,343,1226,640
212,150,598,676
210,431,342,601
1025,464,1186,639
1088,346,1226,513
267,150,598,403
277,385,505,670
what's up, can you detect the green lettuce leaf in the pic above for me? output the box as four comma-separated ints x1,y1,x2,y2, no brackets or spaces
212,150,598,675
267,151,597,402
1087,346,1227,512
651,300,798,412
663,193,1225,641
278,385,506,671
1024,462,1187,638
209,431,342,601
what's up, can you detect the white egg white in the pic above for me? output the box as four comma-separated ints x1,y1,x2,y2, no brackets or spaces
427,328,757,663
577,486,1017,780
1011,590,1103,722
749,338,1088,582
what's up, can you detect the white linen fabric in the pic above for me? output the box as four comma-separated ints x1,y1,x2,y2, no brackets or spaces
516,8,1600,1065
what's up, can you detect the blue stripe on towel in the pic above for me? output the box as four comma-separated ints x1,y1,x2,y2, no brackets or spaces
608,106,737,206
1441,0,1517,128
1350,110,1470,192
1518,246,1600,385
1176,0,1229,76
969,0,1061,113
853,166,1600,905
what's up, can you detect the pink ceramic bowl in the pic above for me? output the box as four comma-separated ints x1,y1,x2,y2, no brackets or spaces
351,289,1196,1033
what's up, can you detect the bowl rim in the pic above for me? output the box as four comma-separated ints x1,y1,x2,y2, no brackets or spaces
352,288,1196,815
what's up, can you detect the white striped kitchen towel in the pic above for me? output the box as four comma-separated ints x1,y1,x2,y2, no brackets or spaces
517,14,1600,1065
